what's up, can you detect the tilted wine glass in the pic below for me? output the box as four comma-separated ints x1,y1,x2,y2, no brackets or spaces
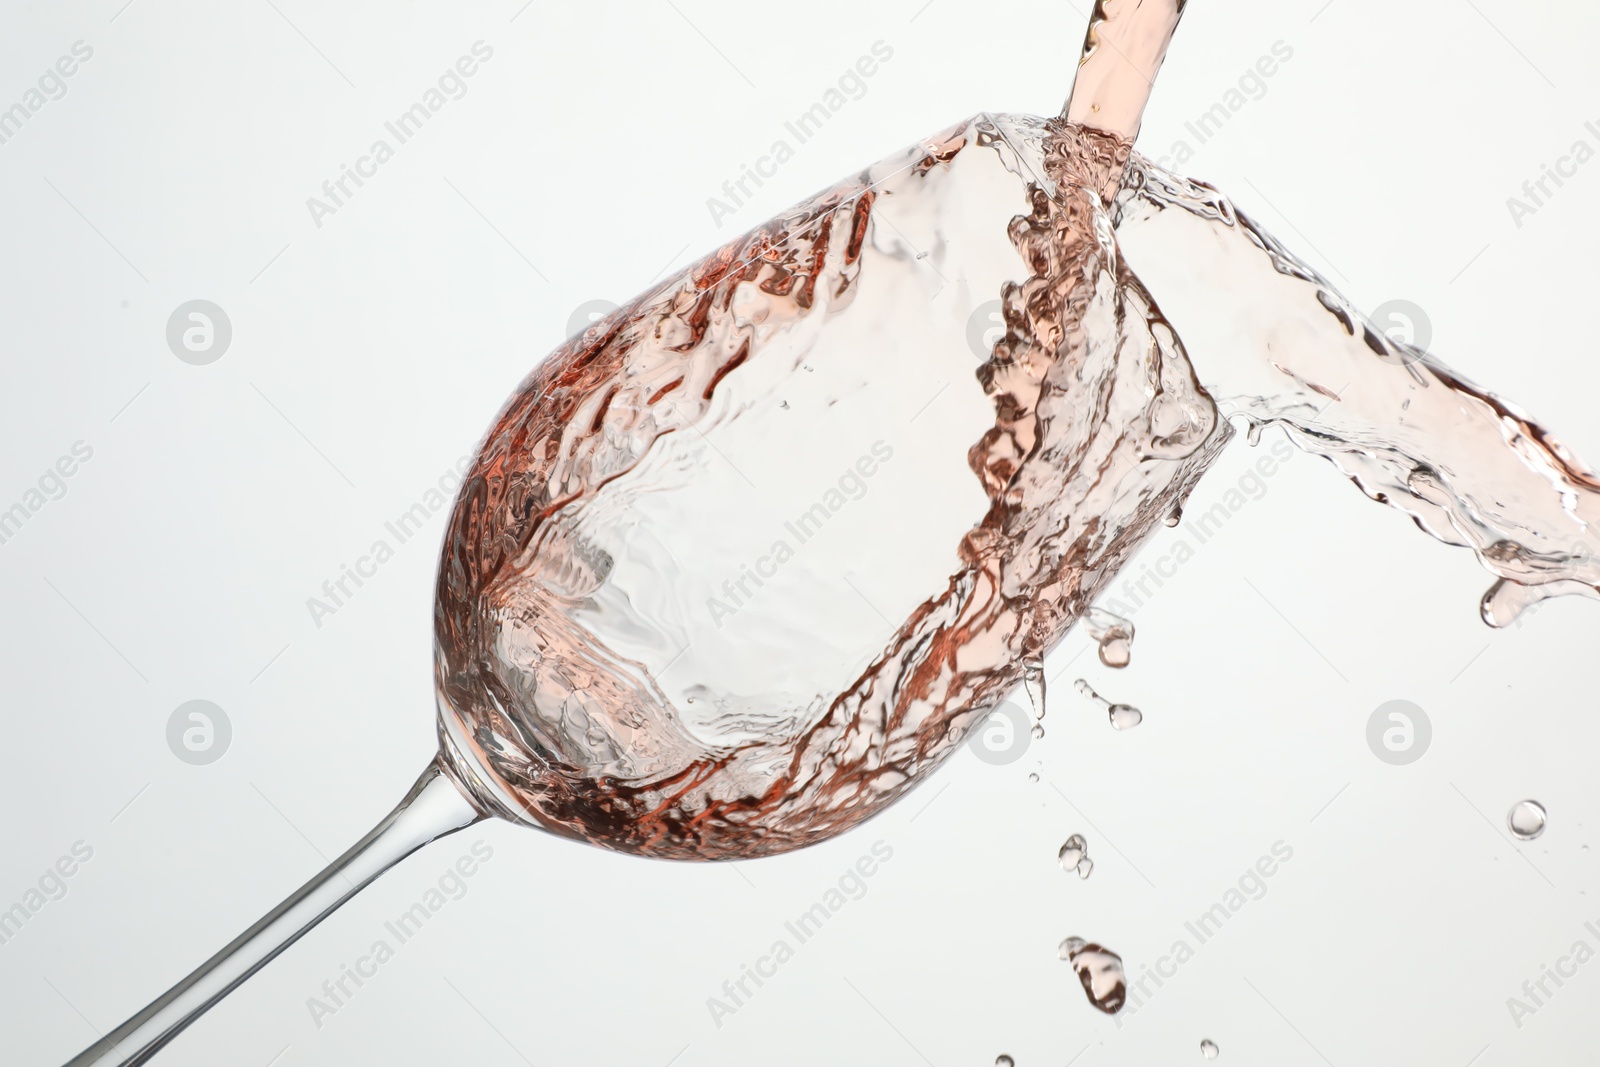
60,5,1210,1063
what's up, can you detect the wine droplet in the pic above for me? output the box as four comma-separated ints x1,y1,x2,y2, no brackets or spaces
1024,656,1048,720
1058,834,1087,870
1076,855,1094,880
1509,799,1547,841
1200,1038,1219,1059
1083,608,1135,669
1032,723,1045,739
1027,772,1040,783
1058,937,1127,1014
1075,680,1143,730
996,1057,1015,1067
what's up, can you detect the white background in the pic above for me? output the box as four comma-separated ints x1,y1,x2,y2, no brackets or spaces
3,1,1599,1065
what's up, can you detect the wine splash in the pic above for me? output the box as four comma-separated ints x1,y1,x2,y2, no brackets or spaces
59,1,1600,1061
433,112,1225,860
1112,158,1600,625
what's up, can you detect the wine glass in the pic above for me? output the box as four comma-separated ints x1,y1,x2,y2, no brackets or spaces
62,4,1192,1064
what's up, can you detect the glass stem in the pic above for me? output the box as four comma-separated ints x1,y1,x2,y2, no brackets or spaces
63,758,485,1067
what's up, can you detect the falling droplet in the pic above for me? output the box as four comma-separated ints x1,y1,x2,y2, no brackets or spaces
1099,637,1132,669
995,1057,1015,1067
1509,800,1548,841
778,400,790,409
1109,704,1143,730
1023,655,1047,720
1076,855,1094,880
1075,680,1143,730
1200,1038,1219,1059
1165,504,1183,527
1027,772,1040,783
1058,834,1087,871
1059,938,1126,1014
1032,723,1045,739
1083,608,1135,669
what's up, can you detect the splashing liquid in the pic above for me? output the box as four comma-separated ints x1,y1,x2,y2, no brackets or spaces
1083,607,1134,668
433,113,1222,859
433,19,1597,860
1113,160,1600,625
